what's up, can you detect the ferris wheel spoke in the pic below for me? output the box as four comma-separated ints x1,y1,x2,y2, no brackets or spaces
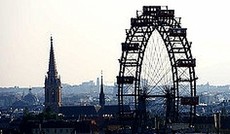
141,31,173,95
148,69,172,94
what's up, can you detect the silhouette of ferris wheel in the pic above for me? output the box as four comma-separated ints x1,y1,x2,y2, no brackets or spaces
117,6,198,129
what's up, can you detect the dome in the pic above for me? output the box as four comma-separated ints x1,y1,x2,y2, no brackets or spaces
22,88,38,105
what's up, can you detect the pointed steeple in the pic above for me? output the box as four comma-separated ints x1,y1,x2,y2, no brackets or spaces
99,71,105,107
48,36,58,78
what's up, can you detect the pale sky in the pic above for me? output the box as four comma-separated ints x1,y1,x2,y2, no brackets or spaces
0,0,230,87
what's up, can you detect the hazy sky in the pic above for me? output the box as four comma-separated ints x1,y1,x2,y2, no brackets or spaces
0,0,230,87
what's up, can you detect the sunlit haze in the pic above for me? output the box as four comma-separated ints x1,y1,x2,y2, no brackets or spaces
0,0,230,87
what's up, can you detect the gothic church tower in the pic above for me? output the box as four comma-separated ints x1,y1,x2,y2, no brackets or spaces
99,71,105,107
44,36,62,112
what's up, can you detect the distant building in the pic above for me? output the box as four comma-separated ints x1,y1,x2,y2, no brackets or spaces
44,36,62,112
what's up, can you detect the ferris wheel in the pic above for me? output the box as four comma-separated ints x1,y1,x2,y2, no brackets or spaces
117,6,198,128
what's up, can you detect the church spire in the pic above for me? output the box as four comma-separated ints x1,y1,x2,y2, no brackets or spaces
48,36,58,78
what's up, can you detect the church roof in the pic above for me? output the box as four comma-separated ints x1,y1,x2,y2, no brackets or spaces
99,105,130,115
59,106,97,118
59,105,130,118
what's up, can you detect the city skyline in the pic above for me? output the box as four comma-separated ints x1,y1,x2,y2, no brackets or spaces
0,0,230,87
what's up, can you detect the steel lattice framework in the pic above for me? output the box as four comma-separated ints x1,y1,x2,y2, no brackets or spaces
117,6,198,129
